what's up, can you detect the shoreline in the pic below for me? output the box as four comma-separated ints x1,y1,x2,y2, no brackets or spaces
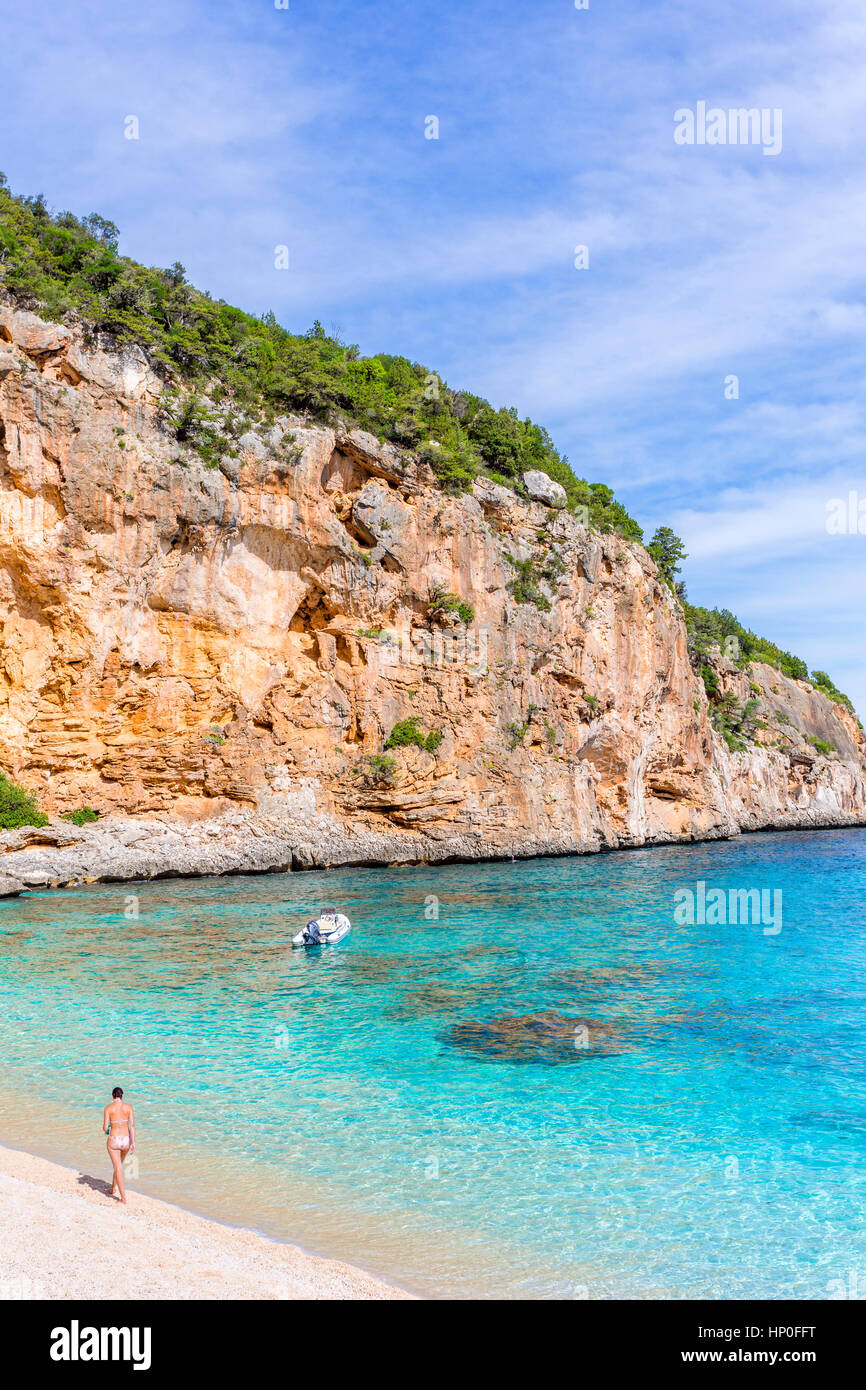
2,814,865,897
0,1142,412,1301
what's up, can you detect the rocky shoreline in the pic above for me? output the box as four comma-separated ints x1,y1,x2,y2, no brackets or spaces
2,802,864,898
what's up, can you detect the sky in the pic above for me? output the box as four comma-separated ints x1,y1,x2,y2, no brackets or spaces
2,0,865,708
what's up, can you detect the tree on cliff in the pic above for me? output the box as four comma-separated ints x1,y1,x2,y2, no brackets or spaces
647,527,688,587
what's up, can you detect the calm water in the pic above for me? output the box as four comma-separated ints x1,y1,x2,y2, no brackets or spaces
1,829,864,1299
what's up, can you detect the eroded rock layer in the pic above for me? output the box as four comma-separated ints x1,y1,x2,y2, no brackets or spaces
1,306,864,887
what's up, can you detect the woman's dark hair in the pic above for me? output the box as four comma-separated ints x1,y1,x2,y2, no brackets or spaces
112,1087,124,1099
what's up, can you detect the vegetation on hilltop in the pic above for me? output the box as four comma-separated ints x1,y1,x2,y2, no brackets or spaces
0,175,640,535
682,600,856,716
808,672,855,716
683,602,810,681
642,526,855,713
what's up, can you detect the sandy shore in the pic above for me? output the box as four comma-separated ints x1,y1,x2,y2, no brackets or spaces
0,1144,409,1300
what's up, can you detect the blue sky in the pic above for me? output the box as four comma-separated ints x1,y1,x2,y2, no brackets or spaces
3,0,865,709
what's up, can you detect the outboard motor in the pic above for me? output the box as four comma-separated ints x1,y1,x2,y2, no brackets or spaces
291,909,351,949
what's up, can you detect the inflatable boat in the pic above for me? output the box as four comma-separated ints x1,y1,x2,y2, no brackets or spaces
292,911,352,948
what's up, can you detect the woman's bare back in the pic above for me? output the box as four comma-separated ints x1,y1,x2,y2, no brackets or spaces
105,1100,133,1135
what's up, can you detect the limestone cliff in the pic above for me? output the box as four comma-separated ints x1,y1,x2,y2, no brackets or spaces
1,305,864,887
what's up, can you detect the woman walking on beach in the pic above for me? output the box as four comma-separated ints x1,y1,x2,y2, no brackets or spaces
103,1087,135,1204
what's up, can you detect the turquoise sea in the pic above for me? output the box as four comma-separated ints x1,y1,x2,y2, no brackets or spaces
1,828,864,1299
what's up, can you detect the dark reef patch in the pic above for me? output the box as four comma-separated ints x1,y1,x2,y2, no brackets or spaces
443,1008,636,1065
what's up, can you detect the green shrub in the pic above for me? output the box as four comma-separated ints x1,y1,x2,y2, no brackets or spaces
568,482,643,541
0,772,49,829
808,738,835,757
708,691,761,751
384,718,443,753
810,671,854,714
158,387,227,467
684,603,809,682
505,554,551,611
60,806,100,825
541,551,565,582
352,753,398,787
428,587,474,625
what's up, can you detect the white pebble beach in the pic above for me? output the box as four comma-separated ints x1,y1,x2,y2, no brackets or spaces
0,1144,409,1300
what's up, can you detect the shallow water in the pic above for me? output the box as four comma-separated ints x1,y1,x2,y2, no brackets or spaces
1,828,864,1299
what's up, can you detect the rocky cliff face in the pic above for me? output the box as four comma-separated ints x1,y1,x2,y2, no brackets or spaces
1,305,864,888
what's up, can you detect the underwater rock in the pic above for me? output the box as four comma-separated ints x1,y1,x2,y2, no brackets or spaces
444,1008,634,1063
